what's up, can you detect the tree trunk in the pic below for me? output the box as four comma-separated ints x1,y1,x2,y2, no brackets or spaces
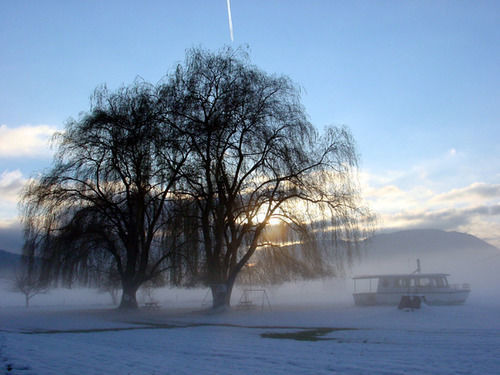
25,294,30,309
210,280,234,310
119,284,139,309
110,289,119,305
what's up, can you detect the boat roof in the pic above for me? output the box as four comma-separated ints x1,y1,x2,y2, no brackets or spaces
353,273,450,280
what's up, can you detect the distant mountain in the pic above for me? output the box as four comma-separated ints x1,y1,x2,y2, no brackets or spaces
0,223,23,254
363,229,498,258
0,249,22,279
352,229,500,290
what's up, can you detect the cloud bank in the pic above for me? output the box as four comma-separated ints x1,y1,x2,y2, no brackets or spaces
0,124,58,158
0,170,29,225
360,148,500,247
0,170,27,203
363,178,500,248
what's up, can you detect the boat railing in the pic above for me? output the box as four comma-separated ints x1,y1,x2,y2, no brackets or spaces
449,283,471,291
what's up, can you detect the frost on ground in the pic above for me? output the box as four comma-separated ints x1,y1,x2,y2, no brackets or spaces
1,280,499,375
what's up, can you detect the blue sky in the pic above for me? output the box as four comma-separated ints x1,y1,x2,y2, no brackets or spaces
1,0,499,250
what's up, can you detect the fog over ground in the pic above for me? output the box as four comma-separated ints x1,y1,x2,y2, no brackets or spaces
1,243,499,375
1,243,498,310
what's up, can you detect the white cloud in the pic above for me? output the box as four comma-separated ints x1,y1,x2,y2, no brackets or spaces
360,146,500,247
430,183,500,206
0,170,28,203
363,184,434,214
361,166,500,248
0,124,59,158
364,148,476,195
0,170,32,222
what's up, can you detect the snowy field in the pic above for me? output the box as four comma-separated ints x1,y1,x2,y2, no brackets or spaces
1,279,500,375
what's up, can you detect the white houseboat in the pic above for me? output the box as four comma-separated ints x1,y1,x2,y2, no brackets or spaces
352,262,471,306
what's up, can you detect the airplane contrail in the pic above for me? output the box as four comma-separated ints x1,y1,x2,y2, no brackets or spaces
226,0,234,42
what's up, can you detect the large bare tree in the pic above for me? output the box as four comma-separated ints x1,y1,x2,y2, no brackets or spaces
21,81,188,309
162,48,371,308
20,48,371,310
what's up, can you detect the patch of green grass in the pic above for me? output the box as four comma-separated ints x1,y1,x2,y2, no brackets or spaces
21,322,358,341
261,327,355,342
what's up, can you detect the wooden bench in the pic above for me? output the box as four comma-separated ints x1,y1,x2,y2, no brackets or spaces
236,289,272,311
144,302,160,310
236,299,255,310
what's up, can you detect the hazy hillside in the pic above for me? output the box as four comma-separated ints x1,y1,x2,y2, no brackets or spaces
1,229,498,290
0,224,23,254
362,229,498,259
0,249,21,279
352,229,500,293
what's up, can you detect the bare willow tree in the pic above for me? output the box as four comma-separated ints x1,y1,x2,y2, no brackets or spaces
162,47,371,308
20,47,371,310
20,81,189,309
12,255,47,308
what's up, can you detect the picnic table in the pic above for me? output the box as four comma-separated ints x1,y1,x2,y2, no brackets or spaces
144,302,160,310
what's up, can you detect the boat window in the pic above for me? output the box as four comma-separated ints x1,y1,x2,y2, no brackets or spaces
395,278,409,288
381,278,390,288
418,277,432,287
436,277,448,287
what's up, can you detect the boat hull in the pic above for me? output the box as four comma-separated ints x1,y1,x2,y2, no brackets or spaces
353,289,470,306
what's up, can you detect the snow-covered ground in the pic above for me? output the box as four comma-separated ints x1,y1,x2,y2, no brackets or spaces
1,279,499,375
